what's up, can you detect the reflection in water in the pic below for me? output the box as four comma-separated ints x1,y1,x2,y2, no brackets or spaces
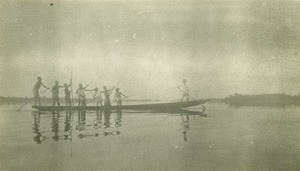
94,110,102,128
177,110,209,141
32,112,47,144
181,113,190,141
32,108,207,143
52,111,60,141
103,109,111,128
77,110,86,131
149,109,209,142
103,109,121,136
115,110,122,127
64,111,72,140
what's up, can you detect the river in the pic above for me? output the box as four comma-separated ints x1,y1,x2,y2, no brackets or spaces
0,102,299,171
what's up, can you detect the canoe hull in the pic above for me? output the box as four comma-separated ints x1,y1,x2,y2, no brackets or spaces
32,100,209,111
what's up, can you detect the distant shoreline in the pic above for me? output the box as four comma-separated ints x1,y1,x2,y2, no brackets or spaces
1,94,300,107
222,93,300,107
0,96,162,105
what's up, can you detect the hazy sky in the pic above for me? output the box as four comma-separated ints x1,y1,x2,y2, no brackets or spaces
1,0,300,99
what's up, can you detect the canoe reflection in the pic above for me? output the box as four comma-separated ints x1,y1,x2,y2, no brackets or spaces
150,109,209,142
179,110,209,141
31,109,208,144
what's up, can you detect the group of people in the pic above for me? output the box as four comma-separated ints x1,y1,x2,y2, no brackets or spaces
32,76,128,107
33,76,190,106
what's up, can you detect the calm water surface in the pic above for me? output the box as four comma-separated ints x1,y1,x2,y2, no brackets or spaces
0,102,300,171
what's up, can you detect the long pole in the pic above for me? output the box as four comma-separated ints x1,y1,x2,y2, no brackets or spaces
16,102,27,111
177,87,195,100
177,87,206,111
70,69,74,106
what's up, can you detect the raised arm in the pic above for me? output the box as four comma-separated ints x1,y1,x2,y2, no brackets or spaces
69,79,72,87
121,92,128,98
108,86,116,92
84,81,93,89
85,88,95,91
41,82,50,89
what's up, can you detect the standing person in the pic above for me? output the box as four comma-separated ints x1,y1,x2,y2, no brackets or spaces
33,76,50,106
177,79,189,102
64,82,72,106
114,88,128,106
76,84,94,106
51,81,64,106
93,87,103,107
102,86,115,107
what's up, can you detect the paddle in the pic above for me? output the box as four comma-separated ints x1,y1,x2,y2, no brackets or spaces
74,81,94,97
16,102,27,111
69,58,74,107
40,88,49,94
177,86,194,100
176,87,206,111
85,81,93,88
19,86,49,111
77,81,95,100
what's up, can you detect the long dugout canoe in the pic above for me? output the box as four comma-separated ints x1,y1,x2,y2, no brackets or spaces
32,99,209,111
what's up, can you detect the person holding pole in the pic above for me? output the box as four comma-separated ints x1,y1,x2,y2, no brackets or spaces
64,80,72,106
177,79,189,102
51,81,65,106
102,86,115,107
76,83,94,106
114,88,128,106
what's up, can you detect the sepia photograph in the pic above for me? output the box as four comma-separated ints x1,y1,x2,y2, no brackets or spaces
0,0,300,170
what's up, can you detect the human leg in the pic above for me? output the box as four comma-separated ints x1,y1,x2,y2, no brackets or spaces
82,99,86,106
57,98,60,106
78,98,81,106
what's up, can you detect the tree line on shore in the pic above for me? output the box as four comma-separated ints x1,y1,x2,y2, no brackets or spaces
0,96,48,104
223,93,300,106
